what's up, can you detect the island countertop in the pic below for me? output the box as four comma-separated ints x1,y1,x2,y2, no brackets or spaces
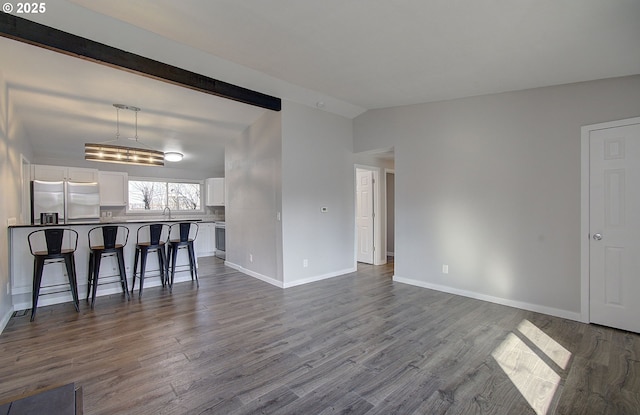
8,217,220,229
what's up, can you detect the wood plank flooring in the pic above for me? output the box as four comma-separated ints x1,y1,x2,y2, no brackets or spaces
1,257,639,414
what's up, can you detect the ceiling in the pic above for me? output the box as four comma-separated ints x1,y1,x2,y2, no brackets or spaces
2,1,639,172
0,37,267,173
70,0,640,109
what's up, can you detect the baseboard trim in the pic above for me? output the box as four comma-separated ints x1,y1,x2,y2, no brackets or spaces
225,262,284,288
283,267,357,288
0,305,15,335
224,262,357,289
393,275,583,322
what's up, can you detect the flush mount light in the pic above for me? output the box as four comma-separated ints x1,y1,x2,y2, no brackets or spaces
85,104,165,167
164,152,184,162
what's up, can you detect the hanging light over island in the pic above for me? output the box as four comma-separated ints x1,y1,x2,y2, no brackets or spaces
85,104,168,167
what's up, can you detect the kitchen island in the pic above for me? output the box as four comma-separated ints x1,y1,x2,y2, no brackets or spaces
8,218,218,311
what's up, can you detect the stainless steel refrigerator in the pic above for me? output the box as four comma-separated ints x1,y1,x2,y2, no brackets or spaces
31,180,100,224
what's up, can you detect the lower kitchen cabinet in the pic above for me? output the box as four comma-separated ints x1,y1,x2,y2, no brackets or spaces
195,222,216,257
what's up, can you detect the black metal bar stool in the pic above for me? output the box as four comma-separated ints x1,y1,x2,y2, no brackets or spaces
87,225,130,308
27,228,80,321
132,223,170,297
166,222,199,289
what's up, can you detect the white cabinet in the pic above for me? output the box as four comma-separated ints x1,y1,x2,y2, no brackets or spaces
98,171,128,206
32,165,99,182
195,222,216,257
205,178,225,206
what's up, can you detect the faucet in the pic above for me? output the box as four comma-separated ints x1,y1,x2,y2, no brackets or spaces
162,207,172,220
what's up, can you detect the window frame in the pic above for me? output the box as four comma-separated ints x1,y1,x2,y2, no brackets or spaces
126,177,204,214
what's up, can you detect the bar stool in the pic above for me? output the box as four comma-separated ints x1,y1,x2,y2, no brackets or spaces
87,225,130,308
132,223,170,297
27,228,80,321
166,222,199,289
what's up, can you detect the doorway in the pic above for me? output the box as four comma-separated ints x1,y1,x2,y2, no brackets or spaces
356,167,375,264
354,162,395,267
581,116,640,333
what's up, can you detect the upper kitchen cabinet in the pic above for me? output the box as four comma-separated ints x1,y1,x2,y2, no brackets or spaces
32,164,99,182
98,171,128,206
205,178,225,206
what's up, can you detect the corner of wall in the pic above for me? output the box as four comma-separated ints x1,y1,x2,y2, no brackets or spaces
0,71,16,331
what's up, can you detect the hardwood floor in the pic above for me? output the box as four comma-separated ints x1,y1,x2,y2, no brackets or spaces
1,257,639,414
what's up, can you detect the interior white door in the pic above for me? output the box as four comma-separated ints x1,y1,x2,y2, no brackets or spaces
589,122,640,333
356,169,374,264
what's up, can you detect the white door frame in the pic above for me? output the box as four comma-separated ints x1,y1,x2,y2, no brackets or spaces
580,116,640,324
354,164,385,266
384,168,395,258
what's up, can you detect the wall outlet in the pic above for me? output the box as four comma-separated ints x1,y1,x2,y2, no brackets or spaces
442,264,449,274
303,259,308,268
7,217,17,226
249,254,253,262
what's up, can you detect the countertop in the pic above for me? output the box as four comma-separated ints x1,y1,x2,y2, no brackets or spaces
8,217,220,229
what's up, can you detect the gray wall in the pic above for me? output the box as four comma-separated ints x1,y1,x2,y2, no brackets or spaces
226,109,283,283
0,72,34,330
281,101,355,286
354,75,640,319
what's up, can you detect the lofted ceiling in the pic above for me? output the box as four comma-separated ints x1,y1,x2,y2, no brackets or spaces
70,0,640,109
2,1,639,172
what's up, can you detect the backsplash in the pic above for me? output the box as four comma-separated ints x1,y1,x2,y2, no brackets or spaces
99,206,224,222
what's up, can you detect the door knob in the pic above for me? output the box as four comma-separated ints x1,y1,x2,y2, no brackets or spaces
593,233,603,241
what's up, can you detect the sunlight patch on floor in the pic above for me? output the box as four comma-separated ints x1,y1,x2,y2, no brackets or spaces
517,319,571,370
491,320,572,415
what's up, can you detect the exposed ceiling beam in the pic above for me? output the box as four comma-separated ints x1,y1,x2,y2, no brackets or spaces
0,13,281,112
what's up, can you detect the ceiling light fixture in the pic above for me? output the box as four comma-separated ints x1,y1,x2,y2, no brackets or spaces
164,152,184,162
85,104,165,167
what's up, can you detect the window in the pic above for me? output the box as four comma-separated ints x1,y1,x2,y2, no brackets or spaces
128,179,202,212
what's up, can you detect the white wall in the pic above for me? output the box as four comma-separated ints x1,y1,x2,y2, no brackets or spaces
0,72,34,330
225,110,283,284
354,75,640,320
281,101,355,286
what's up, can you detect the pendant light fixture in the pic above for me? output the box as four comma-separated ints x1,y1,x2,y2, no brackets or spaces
85,104,165,167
